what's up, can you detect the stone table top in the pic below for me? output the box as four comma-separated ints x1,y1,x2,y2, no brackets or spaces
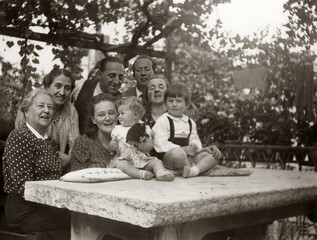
24,169,317,228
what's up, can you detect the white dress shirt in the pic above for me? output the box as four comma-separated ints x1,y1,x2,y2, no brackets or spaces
93,82,103,96
135,87,143,100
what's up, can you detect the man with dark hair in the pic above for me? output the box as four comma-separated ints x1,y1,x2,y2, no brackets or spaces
123,55,156,100
74,56,125,134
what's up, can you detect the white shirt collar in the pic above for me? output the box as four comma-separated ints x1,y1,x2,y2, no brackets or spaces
165,112,189,122
26,122,48,140
93,82,103,96
135,87,143,98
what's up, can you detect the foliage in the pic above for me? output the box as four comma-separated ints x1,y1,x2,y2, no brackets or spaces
171,0,317,146
0,0,316,147
0,0,229,96
0,58,26,120
283,0,317,52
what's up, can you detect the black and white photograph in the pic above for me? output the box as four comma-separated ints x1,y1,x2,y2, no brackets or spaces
0,0,317,239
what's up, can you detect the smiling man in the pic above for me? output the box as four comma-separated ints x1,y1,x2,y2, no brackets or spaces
123,55,156,101
74,56,125,134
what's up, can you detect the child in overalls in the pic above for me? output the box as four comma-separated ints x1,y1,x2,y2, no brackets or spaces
152,82,219,178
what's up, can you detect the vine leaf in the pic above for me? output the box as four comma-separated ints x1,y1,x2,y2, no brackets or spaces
6,41,14,48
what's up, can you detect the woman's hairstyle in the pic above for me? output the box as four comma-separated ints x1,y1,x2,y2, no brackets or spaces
126,122,149,143
15,89,54,130
144,75,169,109
85,93,118,137
43,67,75,90
132,55,156,75
116,96,145,120
164,82,192,106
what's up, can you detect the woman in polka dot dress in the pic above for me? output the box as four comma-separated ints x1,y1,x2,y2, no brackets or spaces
3,89,70,240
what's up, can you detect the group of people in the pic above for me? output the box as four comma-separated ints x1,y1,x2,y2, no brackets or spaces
1,55,222,239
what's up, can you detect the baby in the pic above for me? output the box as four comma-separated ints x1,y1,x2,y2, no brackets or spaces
118,122,174,181
109,96,144,152
110,96,174,181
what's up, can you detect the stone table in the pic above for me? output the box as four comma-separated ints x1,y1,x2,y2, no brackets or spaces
24,169,317,240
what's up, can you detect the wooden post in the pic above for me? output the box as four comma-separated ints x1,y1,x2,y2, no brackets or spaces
295,62,315,122
164,32,182,83
165,33,174,83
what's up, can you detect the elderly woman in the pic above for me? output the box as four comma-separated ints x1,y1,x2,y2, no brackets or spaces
142,75,169,128
71,93,119,171
42,67,80,169
3,89,70,239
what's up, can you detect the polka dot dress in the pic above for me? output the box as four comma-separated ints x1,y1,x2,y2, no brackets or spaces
3,126,62,197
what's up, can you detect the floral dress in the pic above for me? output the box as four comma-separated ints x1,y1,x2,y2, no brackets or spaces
119,145,155,169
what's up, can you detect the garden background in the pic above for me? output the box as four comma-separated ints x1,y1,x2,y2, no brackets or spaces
1,0,316,168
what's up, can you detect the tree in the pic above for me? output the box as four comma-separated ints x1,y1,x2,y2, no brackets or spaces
171,0,317,147
283,0,317,52
0,0,229,95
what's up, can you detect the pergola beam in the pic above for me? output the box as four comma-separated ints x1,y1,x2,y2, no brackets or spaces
0,27,166,59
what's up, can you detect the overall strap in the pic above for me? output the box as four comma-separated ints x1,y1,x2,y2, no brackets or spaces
167,116,175,139
188,118,192,138
167,116,192,139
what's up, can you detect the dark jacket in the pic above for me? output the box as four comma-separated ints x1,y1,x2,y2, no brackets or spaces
122,86,137,97
74,79,121,134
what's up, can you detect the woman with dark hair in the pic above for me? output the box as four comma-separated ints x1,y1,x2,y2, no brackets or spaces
42,67,80,169
70,93,118,171
3,89,70,239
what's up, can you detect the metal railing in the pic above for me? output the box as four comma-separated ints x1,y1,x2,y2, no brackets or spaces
220,143,317,171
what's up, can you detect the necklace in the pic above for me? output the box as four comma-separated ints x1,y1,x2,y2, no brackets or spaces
52,114,61,125
52,106,65,130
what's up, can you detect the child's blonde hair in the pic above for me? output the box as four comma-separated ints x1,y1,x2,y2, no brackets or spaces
116,96,145,119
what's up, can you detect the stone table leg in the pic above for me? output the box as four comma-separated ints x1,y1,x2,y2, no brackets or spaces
71,201,316,240
70,212,207,240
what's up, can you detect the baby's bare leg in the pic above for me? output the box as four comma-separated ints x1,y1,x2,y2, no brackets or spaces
147,158,175,181
116,160,154,180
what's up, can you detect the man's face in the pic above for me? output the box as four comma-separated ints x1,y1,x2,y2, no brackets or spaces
133,58,154,91
99,62,125,95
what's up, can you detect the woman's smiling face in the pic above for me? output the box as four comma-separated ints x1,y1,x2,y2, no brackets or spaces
47,74,72,107
25,92,54,134
92,100,118,134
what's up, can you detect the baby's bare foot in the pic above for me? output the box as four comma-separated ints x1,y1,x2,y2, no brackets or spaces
140,170,154,180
